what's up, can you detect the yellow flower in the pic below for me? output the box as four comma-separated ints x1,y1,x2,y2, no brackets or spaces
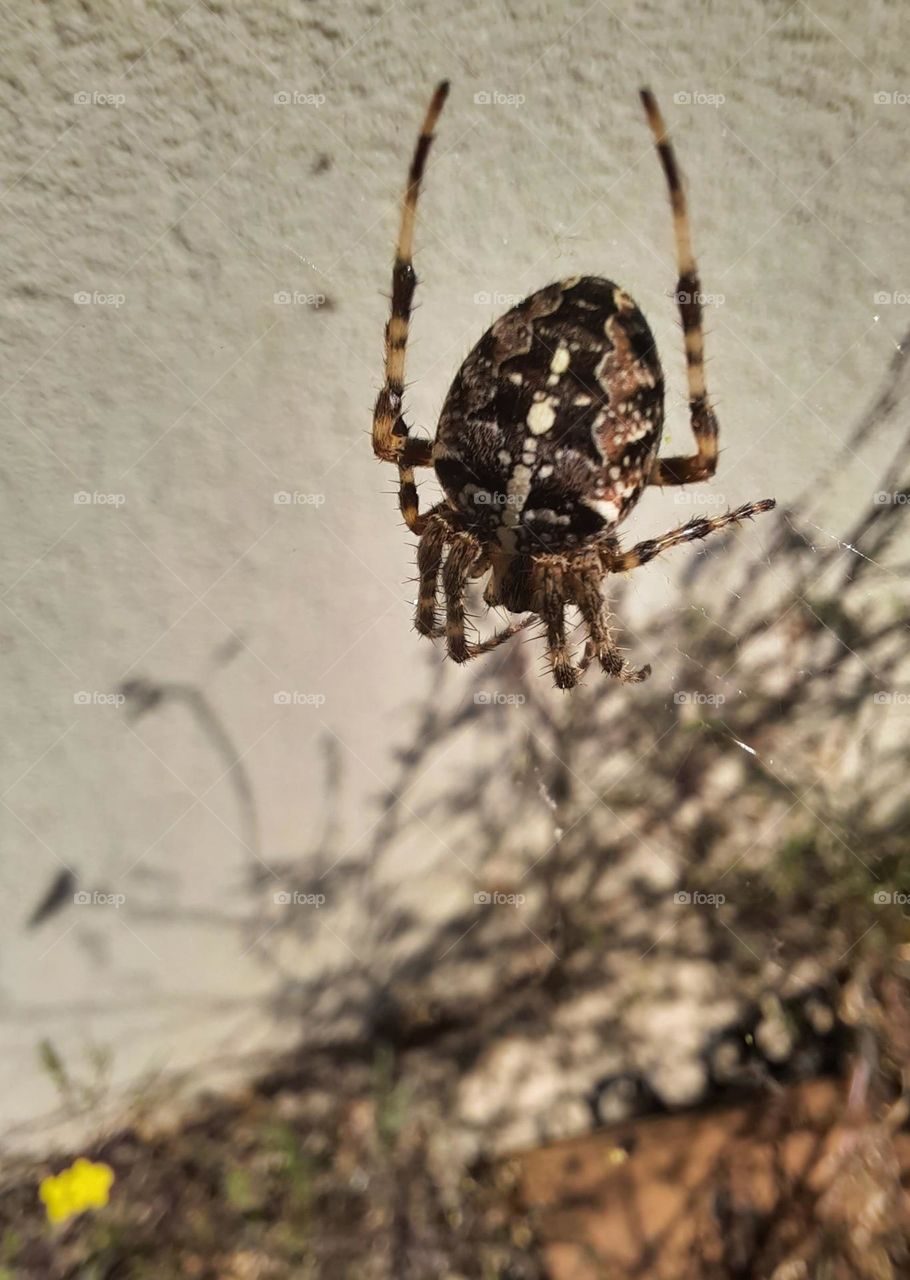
39,1158,114,1225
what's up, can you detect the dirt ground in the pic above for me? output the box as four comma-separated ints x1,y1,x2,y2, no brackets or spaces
3,962,909,1279
517,1078,910,1279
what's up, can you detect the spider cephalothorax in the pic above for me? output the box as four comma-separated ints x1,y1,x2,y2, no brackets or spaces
372,83,775,689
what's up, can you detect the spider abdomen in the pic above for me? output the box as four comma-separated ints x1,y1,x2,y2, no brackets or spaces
433,276,665,551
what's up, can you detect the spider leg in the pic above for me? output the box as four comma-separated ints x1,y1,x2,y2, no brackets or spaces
442,532,482,663
372,83,449,529
639,89,720,489
372,82,448,464
415,519,533,655
571,563,650,684
611,499,776,573
467,616,535,656
538,564,578,690
397,456,434,534
415,513,449,636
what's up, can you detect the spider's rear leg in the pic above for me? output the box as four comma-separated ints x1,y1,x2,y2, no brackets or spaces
372,82,449,467
611,499,776,573
640,88,719,489
397,439,439,534
571,557,650,684
372,82,449,534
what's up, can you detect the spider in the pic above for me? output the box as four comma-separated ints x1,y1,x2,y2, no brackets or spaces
371,83,775,689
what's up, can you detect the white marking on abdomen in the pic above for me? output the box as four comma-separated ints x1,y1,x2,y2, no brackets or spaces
527,399,557,435
503,462,533,528
585,496,622,524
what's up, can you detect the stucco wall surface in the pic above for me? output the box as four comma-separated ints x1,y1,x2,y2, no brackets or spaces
2,0,907,1148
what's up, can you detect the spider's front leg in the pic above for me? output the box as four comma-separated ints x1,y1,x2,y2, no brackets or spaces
442,532,483,662
436,533,535,661
414,511,450,636
535,561,579,690
570,555,650,684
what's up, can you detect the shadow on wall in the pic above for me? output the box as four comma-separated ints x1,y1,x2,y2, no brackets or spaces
25,327,910,1151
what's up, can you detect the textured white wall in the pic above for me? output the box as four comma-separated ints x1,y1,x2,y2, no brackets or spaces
2,0,907,1149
